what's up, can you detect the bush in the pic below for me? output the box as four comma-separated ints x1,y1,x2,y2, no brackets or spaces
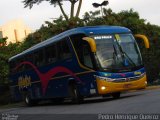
0,84,10,105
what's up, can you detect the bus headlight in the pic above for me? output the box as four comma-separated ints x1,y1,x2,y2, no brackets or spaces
101,86,106,90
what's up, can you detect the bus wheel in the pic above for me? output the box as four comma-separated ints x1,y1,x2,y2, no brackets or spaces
69,84,83,104
111,92,121,99
24,93,36,106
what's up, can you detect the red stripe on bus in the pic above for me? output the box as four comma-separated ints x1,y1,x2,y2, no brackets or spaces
15,61,82,95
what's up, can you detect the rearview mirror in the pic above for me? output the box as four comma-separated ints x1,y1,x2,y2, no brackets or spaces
134,34,150,48
82,37,97,52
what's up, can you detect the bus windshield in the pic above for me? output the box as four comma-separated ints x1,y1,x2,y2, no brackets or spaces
92,34,142,71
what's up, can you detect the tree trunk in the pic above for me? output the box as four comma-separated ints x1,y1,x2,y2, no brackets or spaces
70,1,75,19
76,0,82,18
57,1,69,21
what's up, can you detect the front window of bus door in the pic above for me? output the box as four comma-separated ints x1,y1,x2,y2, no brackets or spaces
82,44,93,68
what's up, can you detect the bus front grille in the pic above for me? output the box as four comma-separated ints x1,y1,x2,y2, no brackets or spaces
112,73,145,83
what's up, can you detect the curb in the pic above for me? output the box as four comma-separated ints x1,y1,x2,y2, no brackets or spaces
146,85,160,90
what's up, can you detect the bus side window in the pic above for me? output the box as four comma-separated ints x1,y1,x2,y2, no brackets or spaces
34,49,45,67
19,57,25,72
25,54,34,70
15,59,22,73
45,43,57,64
58,39,72,60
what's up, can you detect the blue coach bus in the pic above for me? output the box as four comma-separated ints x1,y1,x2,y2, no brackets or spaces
9,26,149,106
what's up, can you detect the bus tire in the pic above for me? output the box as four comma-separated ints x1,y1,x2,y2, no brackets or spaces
69,84,83,104
24,93,37,106
111,92,120,99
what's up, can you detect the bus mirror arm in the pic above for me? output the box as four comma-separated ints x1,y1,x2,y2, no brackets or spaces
82,37,97,52
134,34,150,48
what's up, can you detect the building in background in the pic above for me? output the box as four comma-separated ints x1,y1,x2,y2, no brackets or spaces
0,19,32,44
0,28,3,39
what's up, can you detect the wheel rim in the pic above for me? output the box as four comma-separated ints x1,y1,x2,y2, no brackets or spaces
25,96,29,104
74,89,78,98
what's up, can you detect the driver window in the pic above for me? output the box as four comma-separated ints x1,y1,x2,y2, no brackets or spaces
70,33,94,69
82,44,93,68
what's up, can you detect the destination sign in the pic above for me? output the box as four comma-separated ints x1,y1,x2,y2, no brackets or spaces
94,35,112,40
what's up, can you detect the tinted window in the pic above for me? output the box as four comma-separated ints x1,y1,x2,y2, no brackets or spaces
24,54,34,70
82,44,93,68
70,34,94,68
10,57,25,73
45,43,57,64
58,38,72,60
70,34,86,64
34,49,45,67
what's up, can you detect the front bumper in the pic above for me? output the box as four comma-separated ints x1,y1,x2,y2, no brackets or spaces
96,74,147,95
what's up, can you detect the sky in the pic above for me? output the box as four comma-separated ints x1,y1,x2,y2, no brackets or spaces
0,0,160,30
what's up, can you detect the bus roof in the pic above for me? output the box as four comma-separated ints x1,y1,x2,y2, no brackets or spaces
9,26,131,61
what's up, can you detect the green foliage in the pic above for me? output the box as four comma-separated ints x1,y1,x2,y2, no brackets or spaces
23,0,63,9
23,0,82,21
0,37,8,46
0,42,21,85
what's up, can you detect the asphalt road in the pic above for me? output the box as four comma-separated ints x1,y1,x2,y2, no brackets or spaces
0,88,160,120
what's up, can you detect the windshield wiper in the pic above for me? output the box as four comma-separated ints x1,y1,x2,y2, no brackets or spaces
116,42,137,67
113,45,118,59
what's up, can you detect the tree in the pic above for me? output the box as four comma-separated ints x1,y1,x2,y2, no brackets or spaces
0,37,7,47
0,42,22,85
23,0,83,21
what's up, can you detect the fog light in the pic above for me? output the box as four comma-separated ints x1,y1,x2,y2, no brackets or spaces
101,86,106,90
145,81,147,85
